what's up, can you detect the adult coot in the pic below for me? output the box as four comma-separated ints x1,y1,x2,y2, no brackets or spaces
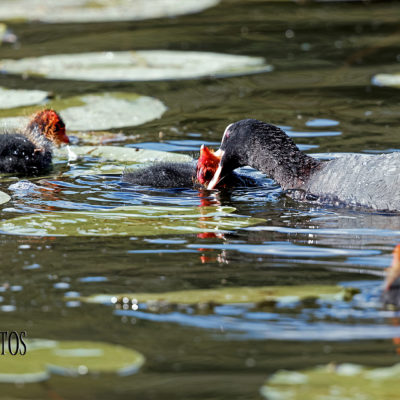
199,119,400,211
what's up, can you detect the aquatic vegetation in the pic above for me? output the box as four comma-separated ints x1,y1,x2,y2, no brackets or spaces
0,0,220,23
0,92,166,131
0,205,265,236
0,190,10,204
372,73,400,89
0,339,144,383
55,145,192,163
0,87,49,110
0,51,273,82
261,363,400,400
81,284,359,307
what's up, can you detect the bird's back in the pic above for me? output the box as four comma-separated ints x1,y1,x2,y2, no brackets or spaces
0,133,52,175
303,153,400,211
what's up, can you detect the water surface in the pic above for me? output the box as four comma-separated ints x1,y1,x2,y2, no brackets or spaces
1,0,400,398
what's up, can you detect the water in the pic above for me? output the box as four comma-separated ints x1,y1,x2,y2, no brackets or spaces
1,0,400,398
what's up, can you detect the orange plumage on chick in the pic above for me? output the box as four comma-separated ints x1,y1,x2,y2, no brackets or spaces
196,145,222,186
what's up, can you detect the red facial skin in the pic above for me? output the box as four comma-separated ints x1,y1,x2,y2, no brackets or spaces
196,145,221,186
27,109,69,146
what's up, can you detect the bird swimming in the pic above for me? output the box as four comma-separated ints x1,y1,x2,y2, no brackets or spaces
197,119,400,211
122,144,256,188
0,109,69,176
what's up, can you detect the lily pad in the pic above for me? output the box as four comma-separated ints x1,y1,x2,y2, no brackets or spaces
71,130,132,145
372,73,400,88
55,145,192,163
0,92,167,131
0,0,219,23
0,87,49,110
0,339,144,383
56,145,192,177
0,205,265,237
261,363,400,400
0,50,273,82
0,190,10,204
82,284,358,306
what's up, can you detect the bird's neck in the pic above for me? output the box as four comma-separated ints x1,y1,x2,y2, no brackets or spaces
23,127,52,153
245,137,321,190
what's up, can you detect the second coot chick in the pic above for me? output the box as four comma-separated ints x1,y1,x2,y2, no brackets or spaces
0,109,69,176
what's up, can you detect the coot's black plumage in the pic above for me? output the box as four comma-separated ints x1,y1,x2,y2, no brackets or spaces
123,162,196,188
0,109,69,176
122,161,256,188
203,119,400,211
0,133,53,175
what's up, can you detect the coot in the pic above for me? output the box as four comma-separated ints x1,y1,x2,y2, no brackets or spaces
122,145,256,188
0,109,69,175
200,119,400,211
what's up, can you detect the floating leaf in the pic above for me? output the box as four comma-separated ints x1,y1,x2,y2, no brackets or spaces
0,92,166,131
61,93,166,131
0,190,10,204
0,0,219,23
0,205,265,237
0,87,48,110
71,130,132,145
0,339,144,383
56,145,193,177
0,50,273,82
372,73,400,88
64,162,135,177
261,363,400,400
55,145,192,163
82,284,358,306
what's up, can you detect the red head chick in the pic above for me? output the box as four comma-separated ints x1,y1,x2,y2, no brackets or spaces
26,109,69,147
196,145,223,187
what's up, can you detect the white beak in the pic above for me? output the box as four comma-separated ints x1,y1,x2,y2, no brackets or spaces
206,149,225,190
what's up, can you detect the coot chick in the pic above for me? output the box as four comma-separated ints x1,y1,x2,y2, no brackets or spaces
122,145,256,188
0,109,69,176
200,119,400,211
123,161,197,188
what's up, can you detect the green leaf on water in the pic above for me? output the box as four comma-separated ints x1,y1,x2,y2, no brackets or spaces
0,205,265,237
372,73,400,89
82,284,358,306
0,92,166,131
55,145,192,163
0,87,49,110
261,363,400,400
0,50,273,82
0,339,144,383
70,130,132,145
64,162,136,177
0,190,10,204
0,0,220,23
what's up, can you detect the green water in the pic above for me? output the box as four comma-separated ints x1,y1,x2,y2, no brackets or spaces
1,1,400,398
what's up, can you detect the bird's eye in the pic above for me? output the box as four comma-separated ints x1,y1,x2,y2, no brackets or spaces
223,123,233,141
